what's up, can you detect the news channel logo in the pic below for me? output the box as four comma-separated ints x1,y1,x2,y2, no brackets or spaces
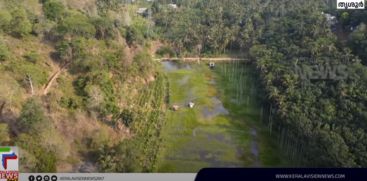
337,0,365,9
0,147,19,181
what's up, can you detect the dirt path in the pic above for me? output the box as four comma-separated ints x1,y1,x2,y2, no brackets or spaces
42,63,69,95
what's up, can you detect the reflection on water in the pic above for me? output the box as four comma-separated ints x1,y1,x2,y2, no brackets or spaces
201,97,229,119
162,61,191,71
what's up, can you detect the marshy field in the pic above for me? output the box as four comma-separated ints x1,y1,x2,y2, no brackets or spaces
155,61,287,172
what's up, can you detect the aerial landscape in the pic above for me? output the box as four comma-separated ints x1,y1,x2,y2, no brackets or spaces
0,0,366,173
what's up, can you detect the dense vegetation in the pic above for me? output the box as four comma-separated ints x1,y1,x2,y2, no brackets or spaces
153,0,367,167
153,0,275,55
335,9,367,65
0,0,162,172
97,74,167,172
250,2,367,167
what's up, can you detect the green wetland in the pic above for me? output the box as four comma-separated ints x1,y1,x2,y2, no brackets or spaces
156,61,287,172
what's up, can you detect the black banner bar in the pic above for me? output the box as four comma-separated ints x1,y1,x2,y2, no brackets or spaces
196,168,367,181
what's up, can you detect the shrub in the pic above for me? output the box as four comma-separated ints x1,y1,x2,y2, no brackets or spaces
55,38,87,65
119,109,134,127
55,40,72,62
0,43,10,62
69,38,87,60
73,76,89,97
125,26,144,46
0,123,10,144
97,140,139,172
18,98,48,133
131,51,155,77
104,50,124,71
8,60,49,86
43,0,65,21
32,19,56,37
85,85,104,112
92,17,116,40
17,133,57,172
57,12,96,38
0,10,12,32
94,71,118,116
10,8,32,37
35,150,57,172
96,0,120,16
23,51,40,63
156,46,175,57
59,97,78,110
